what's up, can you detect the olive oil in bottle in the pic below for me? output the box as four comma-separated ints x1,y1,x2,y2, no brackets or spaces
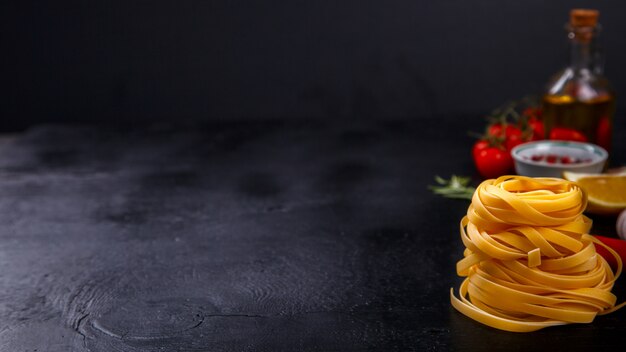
542,9,615,152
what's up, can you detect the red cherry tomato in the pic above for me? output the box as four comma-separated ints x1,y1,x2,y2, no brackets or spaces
472,140,514,179
488,124,524,150
503,126,523,150
596,117,611,151
522,107,543,120
488,124,504,138
528,117,545,140
472,140,490,159
549,127,588,142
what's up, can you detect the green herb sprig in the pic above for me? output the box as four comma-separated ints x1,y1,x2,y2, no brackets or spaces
428,175,475,200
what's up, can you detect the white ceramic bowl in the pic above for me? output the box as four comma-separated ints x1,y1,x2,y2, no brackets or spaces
511,141,608,178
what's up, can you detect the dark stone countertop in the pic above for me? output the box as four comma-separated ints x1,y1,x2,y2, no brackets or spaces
0,118,625,351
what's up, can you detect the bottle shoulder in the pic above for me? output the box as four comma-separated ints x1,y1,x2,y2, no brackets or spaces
545,67,612,101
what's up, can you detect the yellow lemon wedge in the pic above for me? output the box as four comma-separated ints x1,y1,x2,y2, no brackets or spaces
563,171,626,214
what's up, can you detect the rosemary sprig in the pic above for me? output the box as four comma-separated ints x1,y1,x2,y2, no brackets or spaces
428,175,475,200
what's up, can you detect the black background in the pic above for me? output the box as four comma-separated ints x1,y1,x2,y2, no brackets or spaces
3,2,626,350
3,0,626,130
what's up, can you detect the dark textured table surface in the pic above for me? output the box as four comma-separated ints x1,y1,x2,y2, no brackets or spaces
1,118,626,351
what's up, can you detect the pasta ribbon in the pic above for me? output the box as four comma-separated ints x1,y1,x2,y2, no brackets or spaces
451,176,624,332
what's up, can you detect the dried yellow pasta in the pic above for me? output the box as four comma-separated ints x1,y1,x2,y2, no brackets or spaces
450,176,625,332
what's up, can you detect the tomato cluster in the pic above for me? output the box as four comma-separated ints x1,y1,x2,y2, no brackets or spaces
472,104,598,179
473,107,543,179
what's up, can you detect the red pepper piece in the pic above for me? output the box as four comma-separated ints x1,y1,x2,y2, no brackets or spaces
593,235,626,271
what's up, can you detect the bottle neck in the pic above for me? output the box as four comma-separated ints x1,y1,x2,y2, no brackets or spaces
568,25,602,74
570,40,592,70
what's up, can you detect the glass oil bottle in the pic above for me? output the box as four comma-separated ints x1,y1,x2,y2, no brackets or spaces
542,9,615,152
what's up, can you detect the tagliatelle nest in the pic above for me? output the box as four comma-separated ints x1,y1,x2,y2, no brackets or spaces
450,176,624,332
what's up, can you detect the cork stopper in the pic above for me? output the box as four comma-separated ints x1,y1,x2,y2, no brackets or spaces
570,9,599,28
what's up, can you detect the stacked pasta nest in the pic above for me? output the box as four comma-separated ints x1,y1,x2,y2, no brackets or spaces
451,176,624,332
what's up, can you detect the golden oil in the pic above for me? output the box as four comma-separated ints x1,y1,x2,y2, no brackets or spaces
542,94,614,150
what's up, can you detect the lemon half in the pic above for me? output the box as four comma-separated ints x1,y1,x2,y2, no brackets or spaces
563,170,626,214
